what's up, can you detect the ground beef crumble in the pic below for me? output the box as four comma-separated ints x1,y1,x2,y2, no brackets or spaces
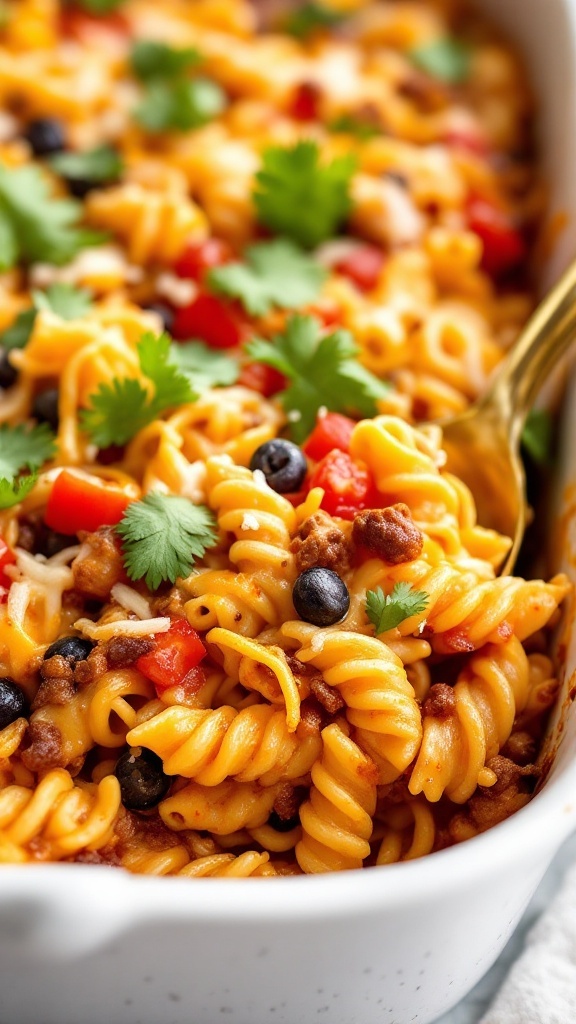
291,512,352,574
352,504,423,564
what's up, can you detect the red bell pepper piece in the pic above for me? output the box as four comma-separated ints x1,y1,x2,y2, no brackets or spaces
467,197,526,277
0,538,15,599
137,619,206,692
237,361,286,397
289,82,321,121
173,238,233,282
303,412,356,461
309,450,375,520
44,471,132,535
172,292,244,348
334,244,385,291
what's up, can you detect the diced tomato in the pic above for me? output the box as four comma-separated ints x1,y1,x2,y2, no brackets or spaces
334,245,385,292
443,126,489,157
0,538,15,599
467,197,526,277
237,361,286,397
172,292,244,348
44,471,132,535
173,238,234,282
303,412,356,461
308,450,375,520
289,82,321,121
309,299,344,329
137,619,206,692
60,8,129,47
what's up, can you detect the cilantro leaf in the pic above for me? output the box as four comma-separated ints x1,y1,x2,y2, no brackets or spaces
410,38,471,84
135,77,225,133
254,141,356,249
0,284,92,352
80,377,151,449
169,341,239,390
117,493,217,590
0,308,37,352
49,145,123,188
207,239,327,316
366,583,429,634
137,332,196,412
522,409,553,466
81,332,196,447
285,2,344,38
0,164,105,269
32,283,92,320
245,315,389,442
0,423,56,478
328,114,382,140
0,473,38,510
75,0,124,12
131,40,200,81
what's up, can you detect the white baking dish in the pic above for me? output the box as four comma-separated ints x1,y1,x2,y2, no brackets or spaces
1,2,576,1023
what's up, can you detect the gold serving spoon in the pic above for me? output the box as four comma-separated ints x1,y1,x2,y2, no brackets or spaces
439,257,576,575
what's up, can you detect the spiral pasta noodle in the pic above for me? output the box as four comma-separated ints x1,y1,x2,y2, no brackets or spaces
296,724,378,874
0,0,568,878
282,622,422,782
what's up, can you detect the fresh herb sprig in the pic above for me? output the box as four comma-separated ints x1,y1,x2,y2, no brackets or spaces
246,315,389,443
0,165,105,270
253,141,356,249
0,423,56,509
117,493,217,590
130,40,225,133
208,239,327,316
366,583,429,634
81,332,197,448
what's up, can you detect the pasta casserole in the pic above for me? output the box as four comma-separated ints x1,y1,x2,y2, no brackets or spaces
0,0,570,877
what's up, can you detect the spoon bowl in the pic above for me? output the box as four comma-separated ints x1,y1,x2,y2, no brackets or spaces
437,256,576,575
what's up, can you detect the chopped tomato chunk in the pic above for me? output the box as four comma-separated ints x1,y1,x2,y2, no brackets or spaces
467,197,526,277
0,538,15,598
137,619,206,692
303,412,356,461
44,471,132,534
173,238,233,282
289,82,321,121
309,450,375,520
172,292,243,348
60,8,129,47
238,361,286,397
334,245,385,291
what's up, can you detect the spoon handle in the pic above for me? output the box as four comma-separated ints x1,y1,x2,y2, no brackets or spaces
485,255,576,434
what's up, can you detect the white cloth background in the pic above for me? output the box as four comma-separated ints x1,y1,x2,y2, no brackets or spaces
437,831,576,1024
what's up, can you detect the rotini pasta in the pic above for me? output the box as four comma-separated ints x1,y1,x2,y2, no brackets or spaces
0,0,568,880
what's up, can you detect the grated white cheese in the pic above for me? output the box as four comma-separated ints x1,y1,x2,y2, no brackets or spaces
252,468,269,489
155,272,197,308
74,616,171,641
241,513,260,532
110,584,152,620
310,633,326,653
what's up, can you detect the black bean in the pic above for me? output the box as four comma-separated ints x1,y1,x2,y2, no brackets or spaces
0,348,17,390
267,811,300,832
0,677,29,729
43,636,94,665
250,439,307,494
32,388,59,431
114,747,171,811
144,302,175,336
293,567,350,627
24,118,67,157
